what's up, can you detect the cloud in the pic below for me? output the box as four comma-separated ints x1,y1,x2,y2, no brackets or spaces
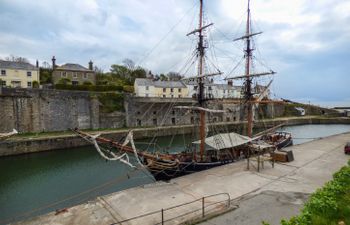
0,0,349,106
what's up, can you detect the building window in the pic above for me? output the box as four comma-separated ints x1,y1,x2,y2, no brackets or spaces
178,88,181,92
172,110,175,115
163,95,166,98
72,81,79,86
0,80,6,86
153,119,157,126
208,86,212,91
233,116,236,121
194,86,198,90
170,88,174,92
172,118,176,125
226,117,230,122
146,86,149,91
73,72,78,78
145,94,149,97
171,95,174,98
137,111,141,115
137,119,141,126
1,70,6,76
27,82,32,87
163,88,166,92
27,71,32,77
191,117,194,124
61,72,67,77
83,73,88,79
178,95,182,98
153,111,157,115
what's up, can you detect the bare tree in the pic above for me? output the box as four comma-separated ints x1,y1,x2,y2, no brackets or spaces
4,55,29,63
122,58,135,71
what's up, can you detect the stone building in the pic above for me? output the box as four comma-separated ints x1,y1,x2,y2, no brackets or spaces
0,60,39,88
51,56,96,85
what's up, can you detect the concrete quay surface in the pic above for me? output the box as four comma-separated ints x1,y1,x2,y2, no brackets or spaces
15,132,350,225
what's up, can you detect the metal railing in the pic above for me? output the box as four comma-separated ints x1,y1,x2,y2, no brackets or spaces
111,192,231,225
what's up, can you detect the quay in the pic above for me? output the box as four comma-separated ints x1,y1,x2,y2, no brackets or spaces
14,131,350,225
1,116,350,157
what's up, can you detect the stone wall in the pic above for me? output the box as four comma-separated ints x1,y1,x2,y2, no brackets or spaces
0,88,117,133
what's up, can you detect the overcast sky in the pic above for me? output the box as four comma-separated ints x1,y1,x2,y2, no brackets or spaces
0,0,349,107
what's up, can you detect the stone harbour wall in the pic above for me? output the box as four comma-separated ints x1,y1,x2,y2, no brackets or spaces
0,88,125,133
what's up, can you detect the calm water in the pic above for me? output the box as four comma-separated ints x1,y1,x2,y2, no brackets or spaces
1,124,350,224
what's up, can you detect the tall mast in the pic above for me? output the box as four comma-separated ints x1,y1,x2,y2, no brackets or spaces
198,0,206,161
245,0,253,137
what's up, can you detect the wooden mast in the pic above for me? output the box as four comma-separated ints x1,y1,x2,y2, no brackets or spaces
198,0,206,161
245,0,253,138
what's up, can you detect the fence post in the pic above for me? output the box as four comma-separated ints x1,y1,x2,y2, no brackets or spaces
202,197,205,217
161,209,164,225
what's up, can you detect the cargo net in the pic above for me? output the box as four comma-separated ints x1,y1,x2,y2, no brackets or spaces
79,131,143,168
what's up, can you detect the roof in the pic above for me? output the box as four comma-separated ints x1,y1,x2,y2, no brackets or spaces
0,60,37,70
135,78,186,88
193,132,253,150
56,63,92,72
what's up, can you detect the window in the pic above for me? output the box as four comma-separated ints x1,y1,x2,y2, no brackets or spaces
1,70,6,76
73,72,78,78
146,86,149,91
153,111,157,115
83,73,88,79
233,116,236,121
163,88,166,92
170,88,174,92
163,95,166,98
178,95,182,98
171,95,174,98
226,117,230,122
27,71,32,77
191,117,194,124
172,110,175,115
137,119,141,126
72,81,79,86
137,111,141,115
0,80,6,86
145,94,149,97
153,119,157,126
27,82,32,87
194,86,198,90
208,86,212,91
171,118,176,125
61,72,67,77
178,88,181,92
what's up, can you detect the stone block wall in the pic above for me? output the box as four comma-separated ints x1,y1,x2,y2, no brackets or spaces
0,88,102,133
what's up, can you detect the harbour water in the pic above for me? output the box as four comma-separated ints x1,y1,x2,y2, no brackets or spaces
1,124,350,224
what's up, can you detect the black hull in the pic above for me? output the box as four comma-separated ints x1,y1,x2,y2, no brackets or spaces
276,137,293,149
150,160,235,181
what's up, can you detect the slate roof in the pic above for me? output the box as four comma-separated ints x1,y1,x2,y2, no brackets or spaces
0,60,37,70
56,63,92,71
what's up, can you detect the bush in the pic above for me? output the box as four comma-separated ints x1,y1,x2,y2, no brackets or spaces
98,92,124,112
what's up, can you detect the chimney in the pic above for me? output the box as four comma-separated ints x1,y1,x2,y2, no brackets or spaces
228,80,233,86
88,60,93,70
36,60,39,68
52,56,56,70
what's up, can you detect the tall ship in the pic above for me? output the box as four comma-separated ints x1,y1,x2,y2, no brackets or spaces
74,0,292,181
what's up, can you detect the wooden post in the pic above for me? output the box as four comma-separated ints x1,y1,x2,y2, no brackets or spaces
202,197,205,217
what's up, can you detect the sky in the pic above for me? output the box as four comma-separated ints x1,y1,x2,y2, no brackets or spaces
0,0,349,107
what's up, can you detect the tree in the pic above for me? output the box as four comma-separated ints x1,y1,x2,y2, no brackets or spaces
167,72,182,81
160,74,168,81
4,55,29,63
32,81,39,88
110,64,129,79
122,58,135,71
39,68,52,84
131,67,146,80
58,78,71,85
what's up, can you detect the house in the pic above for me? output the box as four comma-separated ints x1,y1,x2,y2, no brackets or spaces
0,60,39,88
51,56,96,85
134,78,188,98
184,79,242,99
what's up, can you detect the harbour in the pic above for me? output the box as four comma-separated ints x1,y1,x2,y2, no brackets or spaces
5,126,349,225
1,124,350,224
